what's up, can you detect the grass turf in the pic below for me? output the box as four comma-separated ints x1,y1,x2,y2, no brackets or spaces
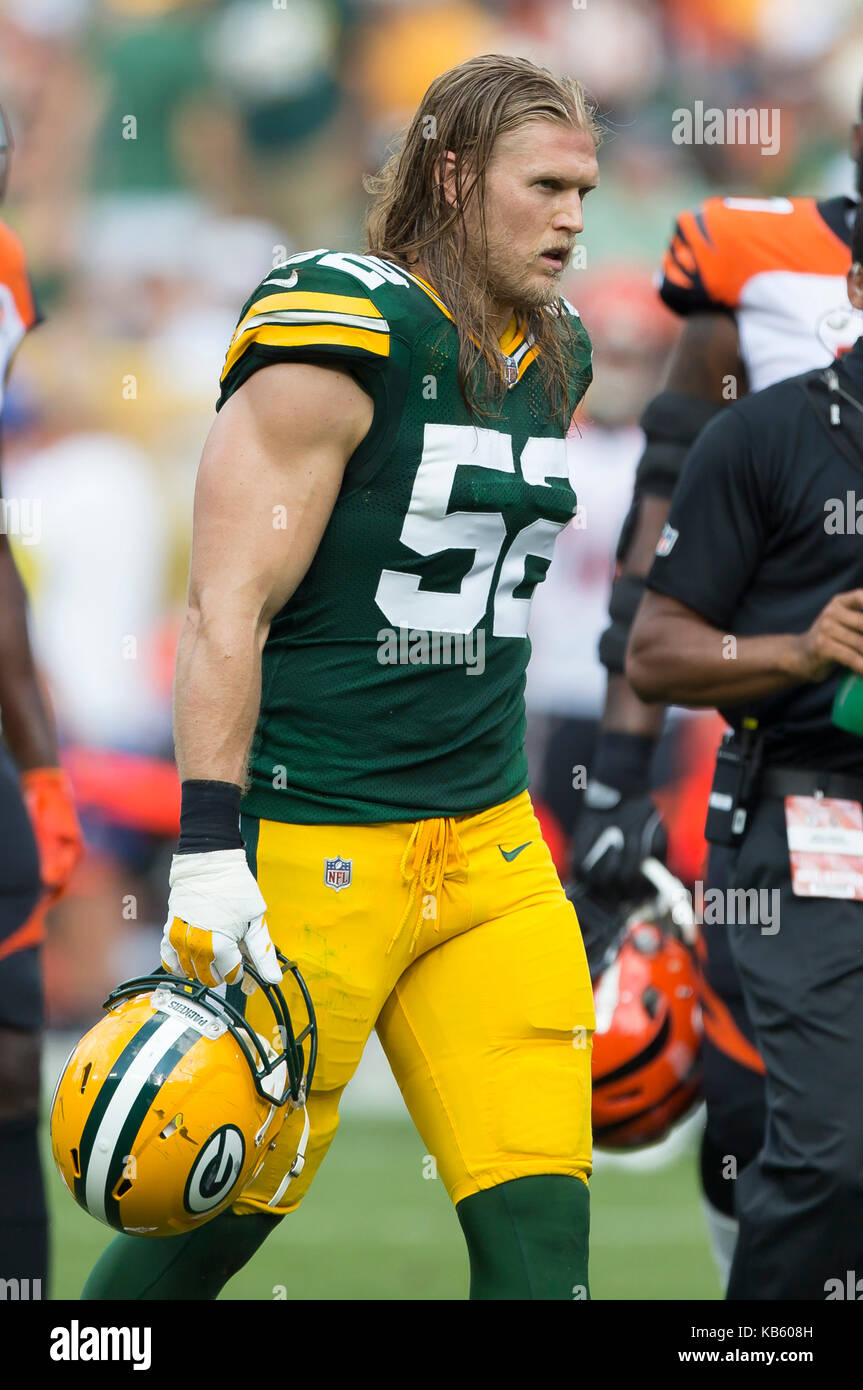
46,1112,721,1301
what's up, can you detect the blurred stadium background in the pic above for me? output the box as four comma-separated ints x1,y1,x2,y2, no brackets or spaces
3,0,861,1298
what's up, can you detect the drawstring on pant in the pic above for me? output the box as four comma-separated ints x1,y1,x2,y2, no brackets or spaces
387,816,465,956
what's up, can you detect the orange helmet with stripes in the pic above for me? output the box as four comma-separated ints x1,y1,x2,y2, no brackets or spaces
50,960,316,1236
590,865,702,1149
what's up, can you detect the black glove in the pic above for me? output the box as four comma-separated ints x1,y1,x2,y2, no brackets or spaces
566,879,630,981
572,787,668,897
570,732,667,897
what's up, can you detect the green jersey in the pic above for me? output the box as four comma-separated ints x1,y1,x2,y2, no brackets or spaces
216,250,592,823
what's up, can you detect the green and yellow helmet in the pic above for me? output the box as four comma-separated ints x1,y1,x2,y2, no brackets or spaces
50,957,316,1237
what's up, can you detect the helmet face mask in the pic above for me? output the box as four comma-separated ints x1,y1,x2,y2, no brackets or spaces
104,957,317,1110
50,956,317,1237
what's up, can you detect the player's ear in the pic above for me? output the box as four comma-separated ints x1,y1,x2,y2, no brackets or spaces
434,150,459,209
847,260,863,312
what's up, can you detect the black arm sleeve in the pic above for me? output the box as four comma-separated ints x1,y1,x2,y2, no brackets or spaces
597,575,646,674
633,390,727,501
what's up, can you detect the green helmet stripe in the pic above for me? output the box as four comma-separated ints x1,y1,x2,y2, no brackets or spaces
101,1025,202,1232
77,1015,197,1225
74,1012,166,1205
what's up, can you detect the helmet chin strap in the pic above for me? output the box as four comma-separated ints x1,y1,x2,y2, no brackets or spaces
266,1101,311,1207
253,1103,279,1148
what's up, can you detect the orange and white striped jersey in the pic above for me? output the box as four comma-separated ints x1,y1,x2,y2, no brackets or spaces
659,194,862,392
0,219,39,411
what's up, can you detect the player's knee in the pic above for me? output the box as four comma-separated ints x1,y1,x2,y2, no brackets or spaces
0,1027,41,1119
767,1132,863,1214
457,1173,590,1299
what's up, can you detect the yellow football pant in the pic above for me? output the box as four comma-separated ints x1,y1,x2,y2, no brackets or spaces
236,789,594,1214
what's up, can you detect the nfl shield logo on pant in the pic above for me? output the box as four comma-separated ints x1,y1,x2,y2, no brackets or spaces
324,856,353,891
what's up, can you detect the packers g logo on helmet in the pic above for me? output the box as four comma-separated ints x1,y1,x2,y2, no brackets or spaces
184,1125,247,1215
50,956,316,1237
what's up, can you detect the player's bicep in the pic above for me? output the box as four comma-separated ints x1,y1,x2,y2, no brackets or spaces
189,362,373,625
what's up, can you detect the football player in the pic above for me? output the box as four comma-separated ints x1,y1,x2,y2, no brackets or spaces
81,55,601,1301
571,90,863,1285
0,106,84,1295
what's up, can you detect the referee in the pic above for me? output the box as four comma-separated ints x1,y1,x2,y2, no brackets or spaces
627,209,863,1301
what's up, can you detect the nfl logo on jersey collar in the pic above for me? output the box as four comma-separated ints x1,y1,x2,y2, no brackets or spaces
502,356,519,386
324,856,352,891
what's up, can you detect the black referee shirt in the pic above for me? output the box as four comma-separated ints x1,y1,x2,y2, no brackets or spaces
645,335,863,774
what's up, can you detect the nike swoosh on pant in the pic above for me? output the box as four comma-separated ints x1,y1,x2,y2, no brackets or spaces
498,842,532,862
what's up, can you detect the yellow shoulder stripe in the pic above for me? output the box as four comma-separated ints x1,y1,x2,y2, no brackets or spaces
221,322,390,382
233,290,384,341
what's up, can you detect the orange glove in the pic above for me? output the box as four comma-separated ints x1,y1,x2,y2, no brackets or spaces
20,766,85,897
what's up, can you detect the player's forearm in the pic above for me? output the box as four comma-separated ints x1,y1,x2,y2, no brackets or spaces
173,603,268,787
602,673,666,736
0,543,59,769
627,606,806,707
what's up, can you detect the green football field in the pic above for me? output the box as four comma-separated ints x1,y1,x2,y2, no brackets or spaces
46,1112,721,1301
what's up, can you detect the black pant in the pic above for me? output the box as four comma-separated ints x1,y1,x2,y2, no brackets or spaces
724,795,863,1300
0,744,42,1028
699,846,766,1219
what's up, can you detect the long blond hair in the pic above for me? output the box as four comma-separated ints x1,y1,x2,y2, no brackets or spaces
364,54,602,427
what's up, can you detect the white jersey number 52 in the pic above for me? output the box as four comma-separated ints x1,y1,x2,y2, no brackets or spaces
374,424,570,639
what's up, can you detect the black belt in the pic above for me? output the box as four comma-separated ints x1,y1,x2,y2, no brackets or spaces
760,765,863,801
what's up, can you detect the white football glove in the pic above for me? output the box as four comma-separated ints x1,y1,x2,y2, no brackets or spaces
161,848,281,994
